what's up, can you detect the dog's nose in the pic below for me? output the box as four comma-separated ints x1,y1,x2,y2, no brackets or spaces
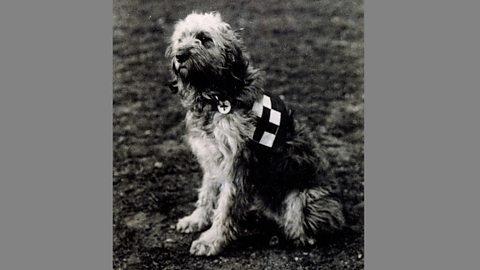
176,50,191,63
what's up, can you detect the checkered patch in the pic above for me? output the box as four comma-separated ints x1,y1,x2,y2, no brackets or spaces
250,94,288,148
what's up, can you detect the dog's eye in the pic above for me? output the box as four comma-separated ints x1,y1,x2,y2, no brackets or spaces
195,32,212,45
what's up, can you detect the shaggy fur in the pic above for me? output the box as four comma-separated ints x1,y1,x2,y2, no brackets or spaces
166,12,345,256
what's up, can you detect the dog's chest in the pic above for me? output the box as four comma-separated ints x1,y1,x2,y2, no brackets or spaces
185,110,255,167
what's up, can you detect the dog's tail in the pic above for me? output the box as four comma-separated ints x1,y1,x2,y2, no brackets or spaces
303,187,346,235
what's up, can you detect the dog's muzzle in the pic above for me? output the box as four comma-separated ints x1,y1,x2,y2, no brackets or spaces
175,46,193,63
176,52,190,63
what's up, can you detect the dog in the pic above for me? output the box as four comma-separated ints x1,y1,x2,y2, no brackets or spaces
165,12,345,256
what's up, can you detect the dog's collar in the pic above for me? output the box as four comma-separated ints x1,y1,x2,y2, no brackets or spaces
167,82,237,114
200,93,246,114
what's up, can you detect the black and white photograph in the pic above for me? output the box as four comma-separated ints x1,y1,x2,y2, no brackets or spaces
4,1,480,270
113,0,364,269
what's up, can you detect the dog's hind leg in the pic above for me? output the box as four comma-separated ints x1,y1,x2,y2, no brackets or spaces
281,190,312,246
281,187,345,246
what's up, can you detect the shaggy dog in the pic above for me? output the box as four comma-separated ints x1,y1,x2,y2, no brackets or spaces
166,12,345,256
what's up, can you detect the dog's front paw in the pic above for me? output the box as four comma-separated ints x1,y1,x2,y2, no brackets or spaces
189,229,226,256
176,211,210,233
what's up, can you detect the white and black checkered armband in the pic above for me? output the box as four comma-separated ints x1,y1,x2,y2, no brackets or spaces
249,94,291,150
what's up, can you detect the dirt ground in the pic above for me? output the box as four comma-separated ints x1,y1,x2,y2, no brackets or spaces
113,0,364,269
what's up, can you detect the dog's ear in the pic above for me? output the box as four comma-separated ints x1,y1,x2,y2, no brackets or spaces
220,25,247,72
224,40,248,85
225,42,241,65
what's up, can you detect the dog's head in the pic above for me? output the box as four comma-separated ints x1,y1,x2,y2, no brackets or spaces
166,12,248,97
